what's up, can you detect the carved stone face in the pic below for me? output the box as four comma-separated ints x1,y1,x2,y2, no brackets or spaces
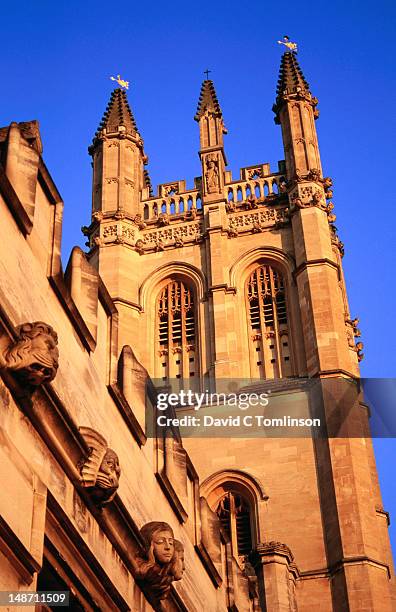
152,529,174,564
4,322,59,385
171,542,185,580
96,449,121,490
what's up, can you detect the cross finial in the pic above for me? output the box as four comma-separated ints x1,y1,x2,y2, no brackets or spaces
204,69,211,80
109,74,129,89
277,35,298,53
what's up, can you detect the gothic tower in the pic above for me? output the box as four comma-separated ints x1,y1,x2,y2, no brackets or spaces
83,53,395,610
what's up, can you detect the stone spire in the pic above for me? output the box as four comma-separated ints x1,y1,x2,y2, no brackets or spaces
194,80,224,122
272,52,321,179
194,80,227,202
274,51,311,111
95,88,139,138
88,88,148,220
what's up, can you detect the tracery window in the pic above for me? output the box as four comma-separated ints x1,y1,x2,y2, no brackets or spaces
156,279,198,384
216,492,253,560
246,264,292,378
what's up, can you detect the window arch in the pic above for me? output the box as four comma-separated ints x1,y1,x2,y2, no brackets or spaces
156,279,198,384
246,264,292,378
202,470,266,564
216,491,253,560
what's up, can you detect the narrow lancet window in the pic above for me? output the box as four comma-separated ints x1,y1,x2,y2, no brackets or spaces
156,280,198,384
246,265,292,378
217,492,253,560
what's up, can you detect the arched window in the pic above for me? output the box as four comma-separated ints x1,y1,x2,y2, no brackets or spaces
246,264,292,378
156,279,198,384
216,491,253,560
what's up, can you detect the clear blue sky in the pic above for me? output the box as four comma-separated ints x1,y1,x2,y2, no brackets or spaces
1,0,395,559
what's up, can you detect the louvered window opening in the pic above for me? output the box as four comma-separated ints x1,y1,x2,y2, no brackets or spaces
217,492,253,558
157,280,197,383
247,265,292,378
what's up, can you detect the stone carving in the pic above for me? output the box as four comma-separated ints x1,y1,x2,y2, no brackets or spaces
93,236,104,247
321,176,333,190
226,201,236,212
355,341,364,362
133,521,180,608
243,195,258,210
227,226,238,238
158,213,170,227
135,239,145,255
133,214,146,230
247,167,263,179
79,427,121,506
184,206,197,220
346,317,361,338
174,235,184,247
330,225,345,257
311,191,322,206
170,540,185,581
162,183,179,197
92,211,104,222
103,224,118,238
121,227,135,241
289,184,327,212
155,239,165,251
142,222,203,247
228,209,285,232
307,168,321,182
0,322,59,386
114,211,125,220
205,154,220,194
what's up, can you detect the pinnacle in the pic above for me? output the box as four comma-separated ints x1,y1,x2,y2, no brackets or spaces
275,52,311,99
194,79,223,121
95,88,139,137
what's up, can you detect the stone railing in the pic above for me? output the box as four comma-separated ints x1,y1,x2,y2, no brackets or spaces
142,190,203,220
141,165,286,222
224,173,286,204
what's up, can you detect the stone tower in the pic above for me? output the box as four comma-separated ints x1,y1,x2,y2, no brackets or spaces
82,52,395,610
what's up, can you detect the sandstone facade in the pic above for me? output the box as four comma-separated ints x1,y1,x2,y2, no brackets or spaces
0,52,394,611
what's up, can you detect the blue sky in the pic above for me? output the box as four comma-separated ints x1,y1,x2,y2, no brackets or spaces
1,0,395,559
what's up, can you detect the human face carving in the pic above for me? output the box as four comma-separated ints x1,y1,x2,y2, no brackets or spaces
152,530,174,564
97,449,121,489
172,550,185,580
